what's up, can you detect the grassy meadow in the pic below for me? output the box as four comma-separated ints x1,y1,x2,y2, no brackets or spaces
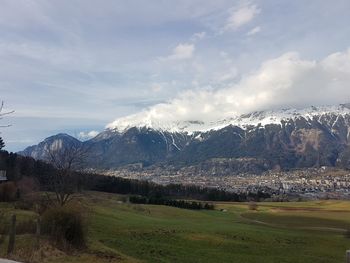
1,192,350,263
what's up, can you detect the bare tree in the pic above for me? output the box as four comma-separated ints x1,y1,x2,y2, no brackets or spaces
45,142,88,206
0,101,14,128
0,101,14,150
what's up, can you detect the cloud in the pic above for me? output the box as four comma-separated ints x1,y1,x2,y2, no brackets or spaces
246,26,261,36
214,67,238,82
223,3,260,31
3,1,350,151
160,43,195,61
108,48,350,129
78,130,99,140
190,31,207,42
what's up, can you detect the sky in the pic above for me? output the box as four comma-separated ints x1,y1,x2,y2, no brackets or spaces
1,0,350,151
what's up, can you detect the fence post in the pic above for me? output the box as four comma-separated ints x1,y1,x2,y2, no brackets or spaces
346,250,350,263
35,217,41,249
7,214,16,255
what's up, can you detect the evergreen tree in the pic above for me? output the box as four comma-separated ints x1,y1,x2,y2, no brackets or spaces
0,137,5,150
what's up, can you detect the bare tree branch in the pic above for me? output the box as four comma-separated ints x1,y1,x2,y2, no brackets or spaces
0,101,14,118
0,101,14,150
43,142,89,206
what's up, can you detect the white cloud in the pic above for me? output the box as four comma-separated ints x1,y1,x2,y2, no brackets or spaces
108,49,350,129
190,31,207,42
78,130,99,140
223,3,260,31
1,1,348,152
246,26,261,36
214,67,238,82
160,43,195,61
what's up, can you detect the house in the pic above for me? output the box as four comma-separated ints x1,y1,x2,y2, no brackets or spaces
0,170,7,183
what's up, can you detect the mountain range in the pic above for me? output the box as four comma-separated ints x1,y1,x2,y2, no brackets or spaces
19,104,350,173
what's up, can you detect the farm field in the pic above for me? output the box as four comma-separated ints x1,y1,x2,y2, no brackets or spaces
1,192,350,263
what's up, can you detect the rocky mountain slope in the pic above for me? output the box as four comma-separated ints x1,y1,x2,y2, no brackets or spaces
19,133,83,161
19,104,350,172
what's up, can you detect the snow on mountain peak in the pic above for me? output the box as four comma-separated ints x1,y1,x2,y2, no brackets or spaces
106,111,208,134
106,104,350,134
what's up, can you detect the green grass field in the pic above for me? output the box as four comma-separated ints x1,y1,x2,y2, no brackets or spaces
1,192,350,263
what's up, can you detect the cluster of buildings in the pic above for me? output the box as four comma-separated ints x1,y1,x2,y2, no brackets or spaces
102,166,350,199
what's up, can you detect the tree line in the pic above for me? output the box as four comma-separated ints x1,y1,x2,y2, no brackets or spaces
129,195,215,210
0,150,271,202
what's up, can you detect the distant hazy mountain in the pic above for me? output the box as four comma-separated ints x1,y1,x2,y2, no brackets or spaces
19,104,350,172
19,133,83,161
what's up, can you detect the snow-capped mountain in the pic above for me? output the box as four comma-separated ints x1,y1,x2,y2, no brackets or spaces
20,103,350,172
107,103,350,134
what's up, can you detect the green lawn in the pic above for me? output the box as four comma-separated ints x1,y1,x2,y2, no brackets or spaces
1,193,350,262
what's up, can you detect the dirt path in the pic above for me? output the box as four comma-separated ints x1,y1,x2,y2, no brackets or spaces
238,212,348,233
0,259,22,263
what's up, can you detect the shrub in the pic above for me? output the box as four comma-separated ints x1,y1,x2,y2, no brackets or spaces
42,205,86,249
0,182,17,202
16,176,39,198
204,203,215,210
16,219,36,234
248,202,258,211
15,192,47,211
14,199,35,210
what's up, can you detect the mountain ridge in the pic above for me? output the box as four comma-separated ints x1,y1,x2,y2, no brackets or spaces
106,103,350,134
19,103,350,172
